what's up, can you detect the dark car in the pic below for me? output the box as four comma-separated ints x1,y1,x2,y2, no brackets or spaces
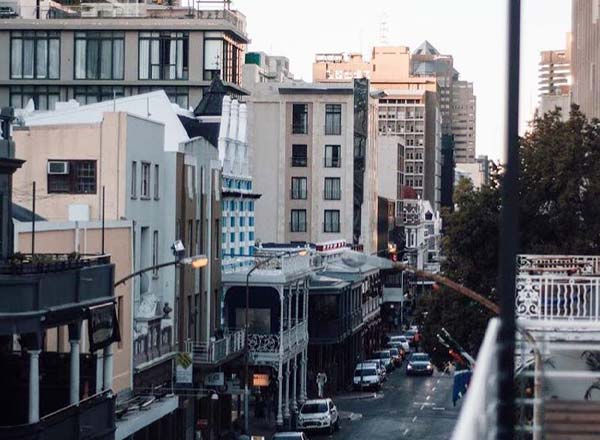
406,352,434,376
0,6,17,18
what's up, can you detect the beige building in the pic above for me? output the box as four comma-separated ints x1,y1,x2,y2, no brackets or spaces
539,36,572,119
572,0,600,119
14,220,134,393
245,79,378,253
0,6,248,111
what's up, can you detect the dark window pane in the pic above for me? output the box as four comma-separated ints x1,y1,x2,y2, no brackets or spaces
292,144,307,167
292,104,308,134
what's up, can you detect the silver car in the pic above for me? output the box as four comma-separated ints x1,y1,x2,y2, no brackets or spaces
297,398,340,434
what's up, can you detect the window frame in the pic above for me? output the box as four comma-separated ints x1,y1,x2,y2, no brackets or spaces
292,104,309,134
154,164,160,200
47,160,97,195
325,104,342,135
9,85,60,111
138,31,189,81
290,209,307,233
324,209,341,233
74,31,125,80
324,177,341,200
324,144,341,168
141,162,151,199
291,176,308,200
10,31,60,80
131,161,137,199
291,144,308,167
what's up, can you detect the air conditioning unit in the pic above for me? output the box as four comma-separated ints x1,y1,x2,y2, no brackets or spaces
47,161,69,175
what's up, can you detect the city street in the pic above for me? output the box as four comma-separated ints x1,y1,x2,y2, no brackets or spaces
317,367,460,439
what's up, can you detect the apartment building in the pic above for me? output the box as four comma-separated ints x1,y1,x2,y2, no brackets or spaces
243,51,295,84
539,36,572,119
572,0,600,119
0,6,248,111
246,78,378,253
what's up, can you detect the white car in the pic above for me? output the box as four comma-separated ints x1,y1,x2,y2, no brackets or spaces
365,358,387,381
297,398,340,434
353,362,382,391
388,335,411,353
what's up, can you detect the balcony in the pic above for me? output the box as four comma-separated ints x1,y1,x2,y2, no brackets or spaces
222,253,312,280
0,254,114,326
0,391,115,440
185,328,245,366
247,320,308,366
133,325,174,369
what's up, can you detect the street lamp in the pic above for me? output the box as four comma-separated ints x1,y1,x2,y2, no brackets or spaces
242,247,308,434
114,254,208,287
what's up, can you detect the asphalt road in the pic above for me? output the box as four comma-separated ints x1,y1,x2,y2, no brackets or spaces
310,364,461,440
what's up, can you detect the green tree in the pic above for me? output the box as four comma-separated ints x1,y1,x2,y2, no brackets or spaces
418,105,600,363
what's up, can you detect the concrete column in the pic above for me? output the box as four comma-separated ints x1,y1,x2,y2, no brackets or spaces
300,349,307,403
284,360,291,419
103,344,114,390
95,350,104,393
291,356,298,412
69,339,80,405
28,349,41,424
276,366,284,427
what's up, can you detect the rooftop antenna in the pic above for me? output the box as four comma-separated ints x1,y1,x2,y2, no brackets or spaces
378,13,389,46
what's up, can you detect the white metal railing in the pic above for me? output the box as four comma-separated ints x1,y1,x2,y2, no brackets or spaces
516,275,600,321
517,254,600,276
222,253,311,276
451,318,500,440
185,328,245,364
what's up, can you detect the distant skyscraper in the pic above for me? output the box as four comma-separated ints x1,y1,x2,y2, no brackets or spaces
538,36,571,119
451,80,476,163
572,0,600,119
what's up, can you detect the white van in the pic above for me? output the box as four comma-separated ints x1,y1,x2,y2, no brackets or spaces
353,362,382,391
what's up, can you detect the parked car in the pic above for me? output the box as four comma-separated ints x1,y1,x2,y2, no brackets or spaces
388,347,403,367
372,350,394,371
297,398,340,434
353,362,382,391
406,352,434,376
272,432,310,440
365,358,387,382
404,330,418,347
388,335,411,353
0,6,17,18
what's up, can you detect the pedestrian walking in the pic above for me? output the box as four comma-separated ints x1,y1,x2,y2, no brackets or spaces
316,372,328,398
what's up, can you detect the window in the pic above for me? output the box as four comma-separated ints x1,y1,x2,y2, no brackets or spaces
141,162,151,198
9,86,59,111
249,231,254,241
230,233,235,242
230,217,235,227
324,145,341,167
292,104,308,134
291,177,307,199
291,144,308,167
249,201,254,211
291,209,307,232
152,231,159,277
249,216,255,226
47,160,97,194
11,31,60,79
154,164,160,199
138,86,189,109
240,232,245,242
74,32,124,80
324,210,340,233
139,32,189,80
204,37,242,84
131,161,137,198
74,86,124,105
325,104,342,135
324,178,341,200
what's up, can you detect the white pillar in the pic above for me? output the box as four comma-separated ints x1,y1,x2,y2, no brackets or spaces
284,360,291,419
291,356,298,412
28,349,40,424
70,339,81,405
276,366,284,427
277,287,285,427
103,344,114,390
287,288,293,332
96,350,104,393
300,349,307,403
217,96,231,164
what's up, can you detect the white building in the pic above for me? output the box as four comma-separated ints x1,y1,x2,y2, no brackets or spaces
402,198,442,273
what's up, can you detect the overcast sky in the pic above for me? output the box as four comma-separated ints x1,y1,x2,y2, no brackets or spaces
232,0,571,161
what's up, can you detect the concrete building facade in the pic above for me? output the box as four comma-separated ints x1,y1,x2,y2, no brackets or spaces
0,9,248,111
538,35,572,119
451,80,476,163
572,0,600,119
246,79,378,253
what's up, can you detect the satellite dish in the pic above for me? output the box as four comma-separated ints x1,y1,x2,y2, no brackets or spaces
341,250,367,268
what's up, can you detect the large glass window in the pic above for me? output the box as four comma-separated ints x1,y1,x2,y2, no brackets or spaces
324,209,340,233
204,37,242,84
74,86,124,105
9,86,60,110
138,86,189,109
139,32,188,80
47,160,97,194
74,32,124,80
292,104,308,134
291,209,307,233
291,177,307,200
324,178,341,200
11,31,60,79
325,104,342,135
324,144,341,167
291,144,308,167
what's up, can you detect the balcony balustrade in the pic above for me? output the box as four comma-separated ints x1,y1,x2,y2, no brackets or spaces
133,326,173,368
246,321,308,365
185,328,245,365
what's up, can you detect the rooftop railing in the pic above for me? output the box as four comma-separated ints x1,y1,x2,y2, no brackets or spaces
185,328,245,365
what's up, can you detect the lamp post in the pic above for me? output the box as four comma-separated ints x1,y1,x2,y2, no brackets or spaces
242,248,308,434
114,254,208,287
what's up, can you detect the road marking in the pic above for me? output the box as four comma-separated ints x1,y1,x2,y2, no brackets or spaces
420,404,425,410
412,416,418,423
432,407,446,411
403,428,410,436
426,395,431,401
432,387,436,392
437,379,441,384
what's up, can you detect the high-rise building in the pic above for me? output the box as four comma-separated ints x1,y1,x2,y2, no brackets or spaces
572,0,600,119
0,2,248,111
243,51,295,84
451,80,476,163
538,36,572,119
245,76,379,253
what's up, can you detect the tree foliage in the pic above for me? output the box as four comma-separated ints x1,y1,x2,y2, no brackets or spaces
418,105,600,363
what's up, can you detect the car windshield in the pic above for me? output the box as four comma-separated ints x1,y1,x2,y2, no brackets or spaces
355,368,377,376
273,436,301,440
373,351,390,359
393,337,407,342
301,403,327,414
405,330,416,337
411,354,430,362
389,348,399,355
366,359,381,366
